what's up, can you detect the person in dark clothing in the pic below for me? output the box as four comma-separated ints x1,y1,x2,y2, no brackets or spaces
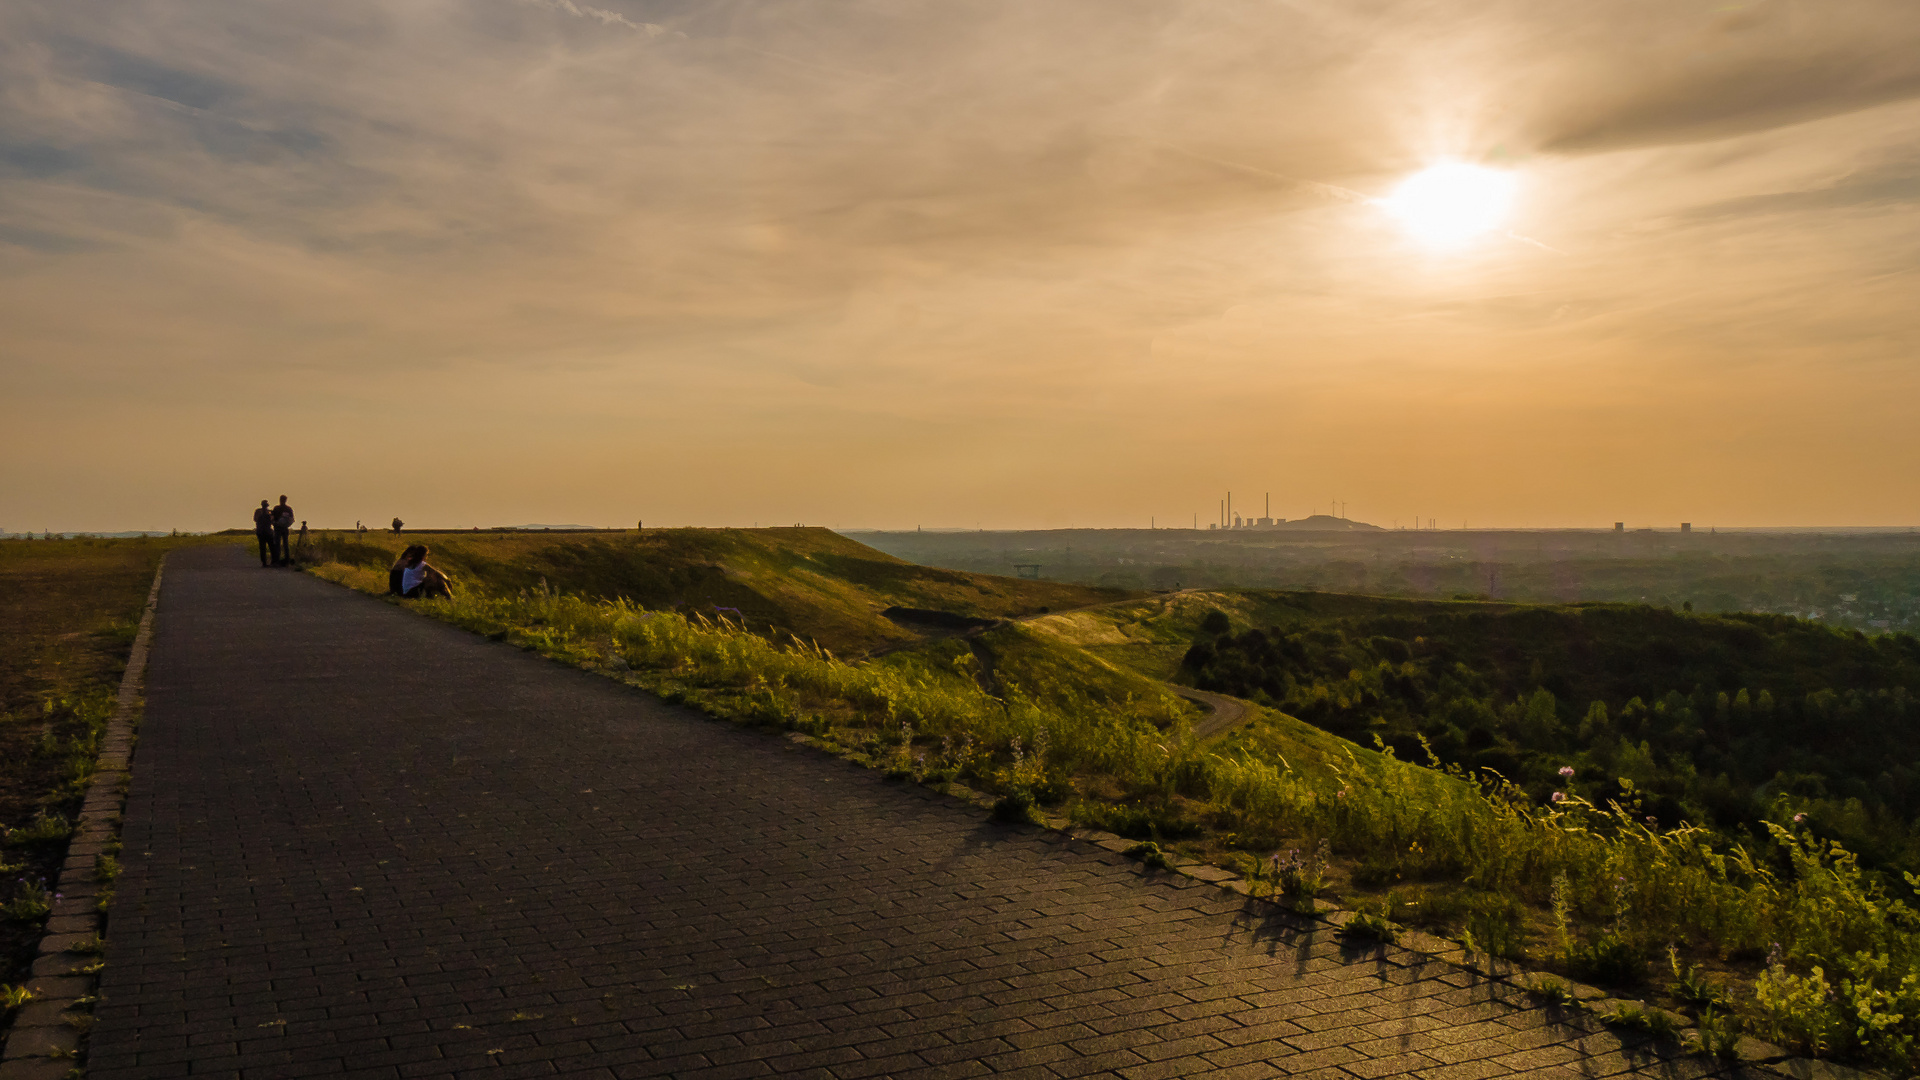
389,544,454,599
252,500,274,567
270,496,295,565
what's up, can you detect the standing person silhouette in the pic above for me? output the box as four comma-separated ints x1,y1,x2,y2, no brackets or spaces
251,500,274,567
270,496,295,566
296,520,309,552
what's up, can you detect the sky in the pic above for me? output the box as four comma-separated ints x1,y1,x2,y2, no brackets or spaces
3,0,1918,532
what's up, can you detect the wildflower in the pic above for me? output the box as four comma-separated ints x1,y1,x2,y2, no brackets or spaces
1645,815,1657,825
1558,765,1575,777
1550,791,1565,803
1793,813,1806,823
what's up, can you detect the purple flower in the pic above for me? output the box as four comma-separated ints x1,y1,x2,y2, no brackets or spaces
1558,766,1575,778
1793,813,1806,823
1550,792,1565,803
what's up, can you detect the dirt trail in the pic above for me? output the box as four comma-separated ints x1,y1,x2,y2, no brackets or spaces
1169,685,1253,739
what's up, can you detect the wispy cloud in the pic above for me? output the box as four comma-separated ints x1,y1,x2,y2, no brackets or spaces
1,0,1917,528
518,0,664,36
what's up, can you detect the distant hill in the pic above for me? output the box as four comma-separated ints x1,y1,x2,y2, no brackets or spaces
305,527,1126,655
1270,515,1383,531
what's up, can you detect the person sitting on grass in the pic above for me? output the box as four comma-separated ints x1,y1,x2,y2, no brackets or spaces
388,544,454,599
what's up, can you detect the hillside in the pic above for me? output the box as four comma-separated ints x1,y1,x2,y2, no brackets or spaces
302,528,1126,655
296,536,1920,1068
1031,587,1920,871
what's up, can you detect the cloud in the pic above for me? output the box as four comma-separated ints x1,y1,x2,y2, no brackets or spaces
1518,1,1920,152
519,0,665,36
1,0,1918,528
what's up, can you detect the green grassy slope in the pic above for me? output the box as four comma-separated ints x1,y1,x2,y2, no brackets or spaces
305,528,1126,655
1042,586,1920,870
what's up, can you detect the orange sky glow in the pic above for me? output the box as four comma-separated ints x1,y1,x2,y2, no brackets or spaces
2,0,1917,532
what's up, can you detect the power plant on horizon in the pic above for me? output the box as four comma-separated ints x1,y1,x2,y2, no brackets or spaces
1208,492,1380,531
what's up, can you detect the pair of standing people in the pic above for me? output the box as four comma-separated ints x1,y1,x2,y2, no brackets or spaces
252,495,301,567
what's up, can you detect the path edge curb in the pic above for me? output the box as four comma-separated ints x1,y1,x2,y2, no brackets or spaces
0,556,165,1078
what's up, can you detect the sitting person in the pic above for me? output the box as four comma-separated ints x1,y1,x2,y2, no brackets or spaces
389,544,454,599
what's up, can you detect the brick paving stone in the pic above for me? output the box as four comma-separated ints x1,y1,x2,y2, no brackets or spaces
83,546,1741,1079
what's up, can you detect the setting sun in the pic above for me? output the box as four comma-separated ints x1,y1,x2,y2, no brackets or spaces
1380,162,1519,248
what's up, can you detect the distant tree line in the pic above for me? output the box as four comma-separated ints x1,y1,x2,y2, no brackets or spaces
1181,604,1920,871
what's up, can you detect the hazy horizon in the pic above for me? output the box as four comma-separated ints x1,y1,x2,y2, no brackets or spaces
4,0,1918,533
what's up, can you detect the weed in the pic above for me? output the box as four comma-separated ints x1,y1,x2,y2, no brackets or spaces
1667,945,1726,1010
2,877,54,923
1527,976,1575,1005
990,790,1039,824
5,812,73,845
1070,801,1202,842
95,853,121,882
1124,841,1172,870
1754,951,1843,1057
1463,894,1528,960
782,713,831,738
2,984,34,1014
1342,910,1399,944
1604,1003,1683,1038
64,935,104,956
1565,933,1646,986
1694,1007,1743,1061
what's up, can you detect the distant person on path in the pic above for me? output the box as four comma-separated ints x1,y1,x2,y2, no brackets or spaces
297,520,309,553
389,544,454,599
391,517,404,535
252,500,274,567
271,496,295,565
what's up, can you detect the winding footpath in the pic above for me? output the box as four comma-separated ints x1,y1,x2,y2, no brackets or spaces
82,545,1742,1080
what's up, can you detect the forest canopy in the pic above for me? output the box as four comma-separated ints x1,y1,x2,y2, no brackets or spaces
1180,600,1920,870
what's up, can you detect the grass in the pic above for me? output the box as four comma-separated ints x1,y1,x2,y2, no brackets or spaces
0,534,202,1046
298,533,1920,1074
300,528,1123,657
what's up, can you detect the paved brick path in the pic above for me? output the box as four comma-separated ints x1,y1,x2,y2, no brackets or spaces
88,545,1729,1080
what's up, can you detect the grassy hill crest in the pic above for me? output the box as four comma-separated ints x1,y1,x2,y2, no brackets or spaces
305,528,1126,655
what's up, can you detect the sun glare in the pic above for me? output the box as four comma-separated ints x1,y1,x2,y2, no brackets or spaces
1380,162,1518,248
